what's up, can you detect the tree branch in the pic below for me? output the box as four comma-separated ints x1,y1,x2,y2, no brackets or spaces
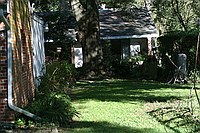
171,0,188,31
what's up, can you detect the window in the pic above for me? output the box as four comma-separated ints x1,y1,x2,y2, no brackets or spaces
130,44,140,56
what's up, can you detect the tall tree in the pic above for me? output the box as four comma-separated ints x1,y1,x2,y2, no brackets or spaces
71,0,103,78
152,0,198,34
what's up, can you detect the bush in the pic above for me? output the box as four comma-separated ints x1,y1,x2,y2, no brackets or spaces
16,61,78,126
26,93,78,125
157,30,199,81
38,61,76,94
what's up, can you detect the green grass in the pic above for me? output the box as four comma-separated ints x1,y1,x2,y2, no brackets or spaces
66,79,200,133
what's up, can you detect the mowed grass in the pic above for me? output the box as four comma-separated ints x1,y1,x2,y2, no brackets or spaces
66,79,200,133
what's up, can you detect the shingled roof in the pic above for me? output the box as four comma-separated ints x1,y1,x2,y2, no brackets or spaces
99,8,159,39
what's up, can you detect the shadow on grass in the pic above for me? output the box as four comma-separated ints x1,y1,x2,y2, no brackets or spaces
68,120,160,133
148,107,200,133
73,80,189,103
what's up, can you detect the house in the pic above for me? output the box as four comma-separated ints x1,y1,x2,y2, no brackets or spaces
74,7,159,67
0,0,45,124
100,7,159,59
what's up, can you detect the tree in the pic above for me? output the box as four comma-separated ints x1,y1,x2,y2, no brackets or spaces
30,0,77,61
30,0,60,12
70,0,104,78
192,0,200,17
31,0,104,78
106,0,200,33
152,0,198,34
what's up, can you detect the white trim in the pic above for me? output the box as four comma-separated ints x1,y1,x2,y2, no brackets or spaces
100,33,159,40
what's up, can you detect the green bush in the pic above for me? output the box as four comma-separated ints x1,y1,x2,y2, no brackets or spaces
26,93,78,125
38,61,76,94
157,30,199,81
16,61,78,126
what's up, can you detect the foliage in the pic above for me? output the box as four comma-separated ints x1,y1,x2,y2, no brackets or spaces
15,118,35,128
26,93,77,126
16,61,78,126
30,0,62,12
38,61,76,94
152,0,199,33
188,69,200,83
101,40,113,71
43,11,77,60
100,0,145,8
15,118,26,127
128,54,146,64
193,0,200,16
157,30,199,81
100,0,200,34
101,40,123,76
30,0,77,61
101,40,131,77
101,40,157,79
32,0,104,76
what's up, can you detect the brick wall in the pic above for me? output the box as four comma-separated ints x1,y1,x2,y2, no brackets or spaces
0,0,35,122
0,30,14,122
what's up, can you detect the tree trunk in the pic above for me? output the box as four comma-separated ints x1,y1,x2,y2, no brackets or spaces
71,0,104,78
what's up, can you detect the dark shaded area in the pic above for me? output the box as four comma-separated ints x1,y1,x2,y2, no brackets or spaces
0,121,160,133
36,11,78,62
73,80,190,103
68,121,160,133
157,30,199,81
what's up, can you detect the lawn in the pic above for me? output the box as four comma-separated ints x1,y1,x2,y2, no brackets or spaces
66,79,200,133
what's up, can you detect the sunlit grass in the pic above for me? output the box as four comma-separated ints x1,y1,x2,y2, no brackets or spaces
66,79,200,133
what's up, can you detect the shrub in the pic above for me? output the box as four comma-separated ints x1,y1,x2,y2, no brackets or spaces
26,93,78,125
157,30,199,81
38,61,76,94
16,61,78,126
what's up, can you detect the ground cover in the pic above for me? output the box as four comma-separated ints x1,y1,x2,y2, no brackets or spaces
67,79,200,133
